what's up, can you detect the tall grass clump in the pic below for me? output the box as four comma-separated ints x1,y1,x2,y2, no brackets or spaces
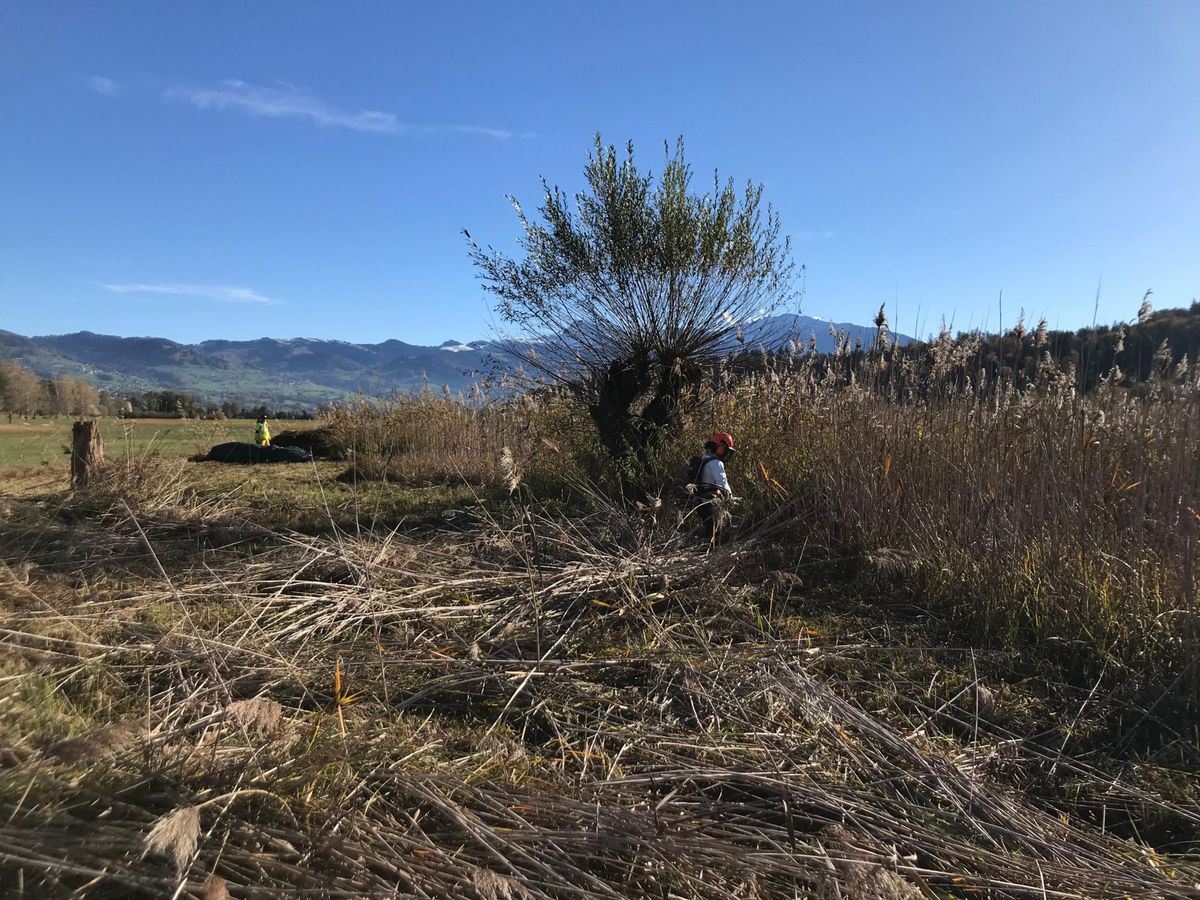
688,326,1200,713
322,387,596,493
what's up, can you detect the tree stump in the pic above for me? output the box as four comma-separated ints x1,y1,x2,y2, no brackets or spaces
70,420,106,489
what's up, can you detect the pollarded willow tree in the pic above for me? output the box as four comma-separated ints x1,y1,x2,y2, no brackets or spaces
467,136,796,475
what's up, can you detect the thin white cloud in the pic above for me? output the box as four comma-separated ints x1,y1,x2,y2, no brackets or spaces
165,79,521,139
794,229,836,240
166,80,399,133
102,282,278,305
450,124,516,139
450,124,537,140
89,75,120,97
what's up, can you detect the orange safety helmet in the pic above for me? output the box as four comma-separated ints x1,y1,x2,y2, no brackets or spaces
709,431,735,457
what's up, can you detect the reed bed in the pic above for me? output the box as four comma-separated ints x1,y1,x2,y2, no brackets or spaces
694,343,1200,717
327,333,1200,717
322,390,591,490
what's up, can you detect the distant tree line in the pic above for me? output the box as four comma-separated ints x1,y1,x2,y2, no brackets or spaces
735,300,1200,397
1037,300,1200,391
919,299,1200,393
0,361,314,420
122,393,315,420
0,361,101,419
209,399,314,420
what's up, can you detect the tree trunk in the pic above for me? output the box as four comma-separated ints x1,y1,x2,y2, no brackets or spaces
587,352,692,495
70,420,106,489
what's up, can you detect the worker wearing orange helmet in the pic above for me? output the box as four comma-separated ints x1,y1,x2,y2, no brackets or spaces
689,431,735,544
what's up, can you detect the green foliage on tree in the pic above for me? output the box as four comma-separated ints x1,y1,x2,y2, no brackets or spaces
467,136,795,484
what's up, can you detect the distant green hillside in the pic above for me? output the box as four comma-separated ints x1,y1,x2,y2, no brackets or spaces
0,330,113,382
0,330,500,408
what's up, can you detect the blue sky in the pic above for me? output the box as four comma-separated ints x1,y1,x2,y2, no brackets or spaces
2,1,1197,345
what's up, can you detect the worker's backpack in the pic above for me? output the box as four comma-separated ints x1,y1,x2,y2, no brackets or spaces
685,455,717,494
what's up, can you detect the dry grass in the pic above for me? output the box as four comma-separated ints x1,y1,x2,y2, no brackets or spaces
1,483,1198,897
1,328,1197,897
317,339,1200,719
687,342,1200,720
322,390,591,492
338,390,1199,751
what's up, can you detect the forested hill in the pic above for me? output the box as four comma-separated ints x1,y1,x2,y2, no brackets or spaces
0,330,498,408
940,302,1200,390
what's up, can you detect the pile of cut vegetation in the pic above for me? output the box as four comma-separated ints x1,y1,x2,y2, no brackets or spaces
204,441,312,464
1,482,1197,898
269,425,347,461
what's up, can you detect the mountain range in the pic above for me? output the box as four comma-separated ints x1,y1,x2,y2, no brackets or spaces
0,314,910,408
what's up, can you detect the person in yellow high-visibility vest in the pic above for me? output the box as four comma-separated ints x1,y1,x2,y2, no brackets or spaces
254,415,271,446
